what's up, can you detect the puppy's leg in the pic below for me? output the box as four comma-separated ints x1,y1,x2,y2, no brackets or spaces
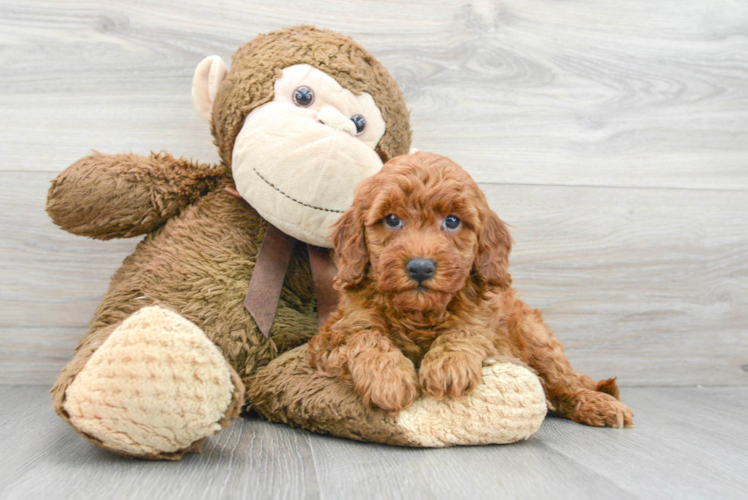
419,332,497,400
512,308,634,428
310,330,420,412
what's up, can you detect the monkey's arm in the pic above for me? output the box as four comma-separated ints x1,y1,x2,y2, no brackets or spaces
47,152,227,239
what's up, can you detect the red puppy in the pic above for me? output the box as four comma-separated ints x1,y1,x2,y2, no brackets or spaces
309,152,633,428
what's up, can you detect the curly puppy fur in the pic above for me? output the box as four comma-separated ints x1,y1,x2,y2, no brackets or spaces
308,152,634,428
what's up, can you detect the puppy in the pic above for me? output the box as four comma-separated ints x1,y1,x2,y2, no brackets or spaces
309,152,633,428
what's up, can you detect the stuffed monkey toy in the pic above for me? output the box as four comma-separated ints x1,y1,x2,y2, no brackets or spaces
47,26,546,460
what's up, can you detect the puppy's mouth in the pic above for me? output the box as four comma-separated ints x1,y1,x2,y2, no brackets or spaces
375,275,456,308
383,281,437,294
385,286,455,313
373,253,470,311
376,276,461,296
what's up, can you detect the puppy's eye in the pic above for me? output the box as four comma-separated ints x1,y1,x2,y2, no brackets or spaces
351,114,366,135
292,86,314,107
443,215,461,231
384,214,403,229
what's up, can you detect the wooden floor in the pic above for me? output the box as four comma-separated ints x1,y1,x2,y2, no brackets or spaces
1,384,746,500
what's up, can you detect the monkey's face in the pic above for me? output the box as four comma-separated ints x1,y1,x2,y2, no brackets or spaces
231,65,387,247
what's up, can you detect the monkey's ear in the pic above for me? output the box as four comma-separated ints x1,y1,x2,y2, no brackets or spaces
474,209,513,290
192,56,229,122
332,207,368,289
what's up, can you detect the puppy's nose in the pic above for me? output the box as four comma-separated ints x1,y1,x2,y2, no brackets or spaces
406,258,436,283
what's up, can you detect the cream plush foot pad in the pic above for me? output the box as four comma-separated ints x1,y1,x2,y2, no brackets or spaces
250,345,547,446
396,359,547,446
63,306,242,458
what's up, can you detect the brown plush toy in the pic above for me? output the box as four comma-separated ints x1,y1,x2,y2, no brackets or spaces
48,26,546,460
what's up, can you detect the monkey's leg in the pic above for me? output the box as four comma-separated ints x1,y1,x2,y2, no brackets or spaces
249,345,547,447
52,306,244,460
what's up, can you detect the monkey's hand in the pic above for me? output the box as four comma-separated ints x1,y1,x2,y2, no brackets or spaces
47,152,225,239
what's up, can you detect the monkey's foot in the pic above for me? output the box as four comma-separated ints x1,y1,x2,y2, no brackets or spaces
250,347,547,447
396,357,547,446
62,306,244,460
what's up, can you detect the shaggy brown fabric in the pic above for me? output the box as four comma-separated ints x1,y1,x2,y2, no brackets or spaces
250,345,547,446
308,152,634,428
47,152,223,240
250,344,415,446
49,174,321,382
47,25,412,459
213,25,412,166
49,174,318,458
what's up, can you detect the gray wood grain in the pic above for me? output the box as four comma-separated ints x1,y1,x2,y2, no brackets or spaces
2,0,746,189
0,328,85,384
1,385,747,500
1,0,747,385
540,387,748,499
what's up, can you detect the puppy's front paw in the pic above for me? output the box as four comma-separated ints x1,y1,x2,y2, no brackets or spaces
419,352,483,400
351,357,420,412
571,390,634,428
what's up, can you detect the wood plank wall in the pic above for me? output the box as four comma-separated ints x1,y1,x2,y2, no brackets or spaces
1,0,746,386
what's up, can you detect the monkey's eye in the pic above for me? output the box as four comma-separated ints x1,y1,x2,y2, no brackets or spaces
384,214,403,229
292,86,314,107
351,114,366,136
443,215,461,231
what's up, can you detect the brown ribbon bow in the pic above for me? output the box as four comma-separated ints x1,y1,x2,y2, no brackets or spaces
242,213,340,337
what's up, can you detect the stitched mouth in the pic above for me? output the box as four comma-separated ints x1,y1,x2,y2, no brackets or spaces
252,166,344,214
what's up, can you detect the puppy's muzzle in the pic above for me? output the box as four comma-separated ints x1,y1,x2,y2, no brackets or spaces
406,258,436,283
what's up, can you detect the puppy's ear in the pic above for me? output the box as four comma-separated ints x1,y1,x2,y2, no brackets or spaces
474,208,513,290
332,206,368,289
